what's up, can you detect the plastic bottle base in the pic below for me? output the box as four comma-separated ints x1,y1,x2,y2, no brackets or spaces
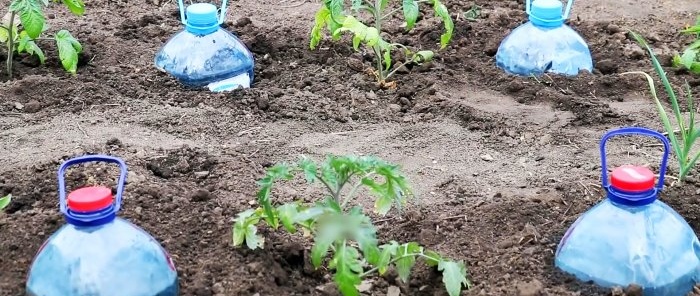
207,73,251,92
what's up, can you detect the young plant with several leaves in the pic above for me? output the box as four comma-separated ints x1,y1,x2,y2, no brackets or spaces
0,194,11,211
1,0,84,79
672,16,700,74
623,31,700,182
232,155,470,296
309,0,454,86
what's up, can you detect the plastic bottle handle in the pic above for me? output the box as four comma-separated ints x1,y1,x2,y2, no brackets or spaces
177,0,229,25
599,127,670,192
525,0,574,23
58,155,128,215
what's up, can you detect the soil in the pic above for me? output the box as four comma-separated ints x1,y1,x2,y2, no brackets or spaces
2,0,700,295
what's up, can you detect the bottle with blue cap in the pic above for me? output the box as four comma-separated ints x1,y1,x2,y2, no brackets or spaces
26,155,178,296
495,0,593,76
155,0,254,92
555,127,700,296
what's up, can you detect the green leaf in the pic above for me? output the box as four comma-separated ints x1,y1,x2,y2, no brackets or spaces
10,0,45,39
0,194,11,211
402,0,419,31
331,242,363,296
437,260,470,296
310,6,330,49
256,163,294,228
311,214,344,268
298,156,318,183
55,30,81,74
17,31,45,63
424,249,442,267
277,203,299,233
376,241,399,275
232,209,263,249
412,50,434,63
431,0,453,48
349,209,380,265
61,0,84,15
679,49,697,69
395,242,421,282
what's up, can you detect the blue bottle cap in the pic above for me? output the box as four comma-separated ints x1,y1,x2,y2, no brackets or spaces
185,3,219,35
529,0,565,27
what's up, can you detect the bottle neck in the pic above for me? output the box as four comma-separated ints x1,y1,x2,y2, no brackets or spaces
64,205,117,227
606,186,657,207
185,23,219,35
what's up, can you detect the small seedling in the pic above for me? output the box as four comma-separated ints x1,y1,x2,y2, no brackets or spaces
0,0,84,79
232,155,470,296
623,31,700,182
672,16,700,74
309,0,454,87
0,194,11,211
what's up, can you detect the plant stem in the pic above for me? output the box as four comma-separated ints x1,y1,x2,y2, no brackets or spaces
341,172,375,209
6,11,16,79
359,251,439,278
373,0,385,82
385,61,412,80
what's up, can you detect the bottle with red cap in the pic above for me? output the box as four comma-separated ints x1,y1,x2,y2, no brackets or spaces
26,155,178,296
555,127,700,295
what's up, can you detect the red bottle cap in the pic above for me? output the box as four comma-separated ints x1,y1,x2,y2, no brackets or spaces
610,165,655,192
67,186,114,212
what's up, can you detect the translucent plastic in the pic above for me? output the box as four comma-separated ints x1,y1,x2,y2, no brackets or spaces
26,217,178,296
555,199,700,296
155,28,254,91
496,22,593,76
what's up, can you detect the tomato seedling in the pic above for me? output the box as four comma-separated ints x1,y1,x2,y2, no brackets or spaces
671,15,700,74
309,0,453,87
1,0,84,79
624,31,700,183
232,155,470,296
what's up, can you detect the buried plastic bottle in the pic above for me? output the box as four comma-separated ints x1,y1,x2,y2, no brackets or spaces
155,0,254,92
495,0,593,76
26,155,178,296
555,127,700,296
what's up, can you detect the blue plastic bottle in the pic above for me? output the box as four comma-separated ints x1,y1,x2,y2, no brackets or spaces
555,127,700,296
495,0,593,76
26,155,178,296
154,0,254,92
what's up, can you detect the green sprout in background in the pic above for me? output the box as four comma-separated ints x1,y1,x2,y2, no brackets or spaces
1,0,85,79
624,31,700,183
672,16,700,74
232,155,470,296
309,0,454,87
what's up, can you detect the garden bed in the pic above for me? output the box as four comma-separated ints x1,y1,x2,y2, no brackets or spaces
2,0,700,295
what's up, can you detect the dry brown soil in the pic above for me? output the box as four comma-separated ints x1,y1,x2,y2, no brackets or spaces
2,0,700,295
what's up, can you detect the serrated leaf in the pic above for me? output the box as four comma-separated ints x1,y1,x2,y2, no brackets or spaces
310,6,330,49
298,156,318,183
256,163,294,228
331,242,363,296
437,260,470,296
377,241,399,275
10,0,45,39
374,194,393,215
55,30,81,74
311,215,344,268
395,242,421,282
402,0,419,31
277,203,299,233
61,0,84,15
349,210,380,265
0,194,11,211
